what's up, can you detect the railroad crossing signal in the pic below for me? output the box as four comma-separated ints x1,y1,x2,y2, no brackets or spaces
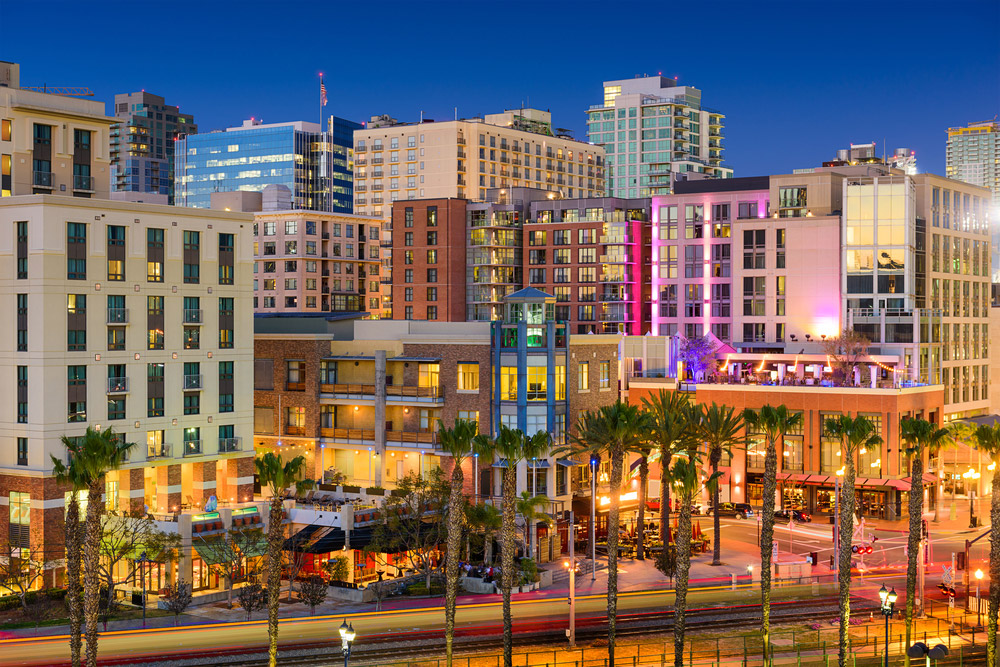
852,544,873,554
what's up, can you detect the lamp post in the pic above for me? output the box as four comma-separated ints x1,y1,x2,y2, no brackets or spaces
563,510,576,647
878,584,897,667
975,569,984,628
136,550,149,629
338,619,356,666
834,467,845,572
590,455,598,582
963,468,980,528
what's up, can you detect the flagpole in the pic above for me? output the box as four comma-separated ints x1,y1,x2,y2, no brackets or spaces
319,73,323,132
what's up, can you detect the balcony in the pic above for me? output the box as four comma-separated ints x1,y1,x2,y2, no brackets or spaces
372,157,384,165
182,440,203,457
286,381,305,391
386,430,438,447
321,427,375,443
183,309,203,324
107,377,130,394
33,171,54,188
387,384,442,401
322,383,376,397
73,175,95,192
218,437,242,454
148,443,172,460
183,374,203,391
106,308,129,325
356,145,367,153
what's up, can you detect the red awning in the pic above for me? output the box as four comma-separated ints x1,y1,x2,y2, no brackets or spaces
806,475,831,485
885,479,910,491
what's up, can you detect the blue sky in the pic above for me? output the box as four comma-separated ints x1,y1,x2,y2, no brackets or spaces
3,0,998,176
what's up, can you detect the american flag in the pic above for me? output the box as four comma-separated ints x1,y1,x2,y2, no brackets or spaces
320,79,328,107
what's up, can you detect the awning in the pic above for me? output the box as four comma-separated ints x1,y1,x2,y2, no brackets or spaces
491,459,510,468
777,473,810,483
528,460,551,469
285,524,347,554
347,526,376,551
806,475,831,484
885,479,910,491
901,473,939,486
193,537,230,566
556,458,584,467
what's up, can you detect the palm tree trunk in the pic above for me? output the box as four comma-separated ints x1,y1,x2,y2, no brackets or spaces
637,455,648,561
760,437,778,665
500,466,516,667
66,495,83,667
673,490,693,667
987,467,1000,667
607,447,624,667
445,466,464,667
660,451,671,545
710,451,722,567
905,452,923,667
838,456,857,667
266,496,283,667
83,481,103,667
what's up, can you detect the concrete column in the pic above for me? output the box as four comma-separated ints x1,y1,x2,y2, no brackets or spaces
120,468,146,514
374,350,386,486
155,464,182,513
870,365,878,389
191,461,217,508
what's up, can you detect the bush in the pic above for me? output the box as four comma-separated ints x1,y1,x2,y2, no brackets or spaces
0,589,66,611
405,581,445,596
519,558,538,585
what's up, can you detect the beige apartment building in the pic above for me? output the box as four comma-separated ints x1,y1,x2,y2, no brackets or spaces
252,210,383,316
0,195,255,584
0,61,114,199
352,108,606,218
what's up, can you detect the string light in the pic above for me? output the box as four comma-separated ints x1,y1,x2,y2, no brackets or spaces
756,355,768,372
720,354,733,372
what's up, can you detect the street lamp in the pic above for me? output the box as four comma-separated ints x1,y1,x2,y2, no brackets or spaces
878,584,897,667
963,468,980,528
135,550,149,629
590,455,598,583
834,467,845,571
339,619,356,666
563,512,577,647
975,569,984,628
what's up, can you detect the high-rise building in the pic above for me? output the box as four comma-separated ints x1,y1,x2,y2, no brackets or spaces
947,120,999,205
822,143,917,175
352,109,605,218
0,194,255,583
175,117,361,213
0,61,114,199
110,91,196,204
587,75,731,199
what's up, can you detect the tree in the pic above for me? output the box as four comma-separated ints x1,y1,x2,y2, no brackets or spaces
465,502,501,564
237,577,267,621
634,441,652,561
821,329,871,386
971,423,1000,667
58,426,135,667
563,401,644,667
195,524,261,609
298,576,328,615
696,403,744,567
743,404,803,665
515,491,552,558
254,452,314,667
641,390,695,546
98,512,179,615
900,418,948,666
678,335,717,381
368,470,449,590
944,421,976,522
654,545,677,583
668,455,717,666
0,542,48,612
825,415,882,667
325,555,350,582
283,530,311,603
437,417,478,667
52,451,87,667
474,426,549,667
160,580,193,626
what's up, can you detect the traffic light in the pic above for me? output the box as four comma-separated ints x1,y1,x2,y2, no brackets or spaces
852,544,874,555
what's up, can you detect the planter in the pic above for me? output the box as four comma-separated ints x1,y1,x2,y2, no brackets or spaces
366,488,385,496
342,485,361,494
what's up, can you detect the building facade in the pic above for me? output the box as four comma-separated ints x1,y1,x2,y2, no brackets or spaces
110,91,196,204
353,109,605,219
947,120,999,207
0,195,255,574
253,210,382,315
0,61,114,199
587,75,731,198
176,117,361,213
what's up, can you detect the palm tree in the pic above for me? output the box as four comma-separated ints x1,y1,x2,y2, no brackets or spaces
641,390,694,546
254,452,313,667
563,401,644,667
515,491,551,558
473,426,548,667
696,403,744,567
972,423,1000,667
943,421,976,522
900,417,948,665
437,418,478,667
742,405,802,665
825,415,882,667
634,441,652,561
58,427,134,667
52,447,88,667
668,454,716,666
465,502,501,564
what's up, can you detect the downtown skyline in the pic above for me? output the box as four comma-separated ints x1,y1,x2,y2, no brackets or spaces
1,0,997,179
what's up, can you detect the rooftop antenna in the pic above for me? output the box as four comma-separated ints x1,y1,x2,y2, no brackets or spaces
454,107,457,121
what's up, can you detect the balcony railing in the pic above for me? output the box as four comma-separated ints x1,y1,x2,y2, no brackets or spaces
322,427,375,442
183,374,203,390
106,308,129,324
107,377,129,394
182,440,203,457
33,171,54,188
285,425,306,436
183,309,203,324
218,437,242,453
148,443,172,460
73,174,94,191
320,383,442,399
386,430,438,446
386,385,441,399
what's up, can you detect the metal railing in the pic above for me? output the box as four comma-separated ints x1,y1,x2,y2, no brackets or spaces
182,440,202,457
218,437,242,453
183,309,203,324
147,443,172,460
183,374,203,390
33,171,54,187
106,308,129,324
73,174,94,191
107,377,129,393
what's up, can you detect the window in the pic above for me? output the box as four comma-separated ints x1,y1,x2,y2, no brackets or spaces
599,361,611,389
427,206,438,227
16,438,27,466
16,293,26,351
526,366,547,400
427,249,437,264
286,360,305,390
427,306,438,320
147,295,164,350
16,365,27,424
418,363,440,390
578,362,590,390
427,231,438,245
404,208,414,227
9,492,29,547
500,366,517,400
743,229,766,269
107,225,125,280
183,393,200,415
743,323,766,342
404,287,413,302
108,398,125,421
183,231,200,283
67,223,86,279
457,363,479,391
15,221,27,279
285,220,298,235
457,410,479,427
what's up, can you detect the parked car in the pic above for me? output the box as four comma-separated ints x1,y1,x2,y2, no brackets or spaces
708,502,754,519
775,509,812,523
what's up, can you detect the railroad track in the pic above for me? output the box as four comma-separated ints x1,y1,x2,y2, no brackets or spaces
105,596,873,667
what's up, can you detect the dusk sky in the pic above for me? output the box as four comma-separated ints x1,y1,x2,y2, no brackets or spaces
4,0,998,177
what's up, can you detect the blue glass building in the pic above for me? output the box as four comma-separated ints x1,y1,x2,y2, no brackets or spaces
175,117,361,213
